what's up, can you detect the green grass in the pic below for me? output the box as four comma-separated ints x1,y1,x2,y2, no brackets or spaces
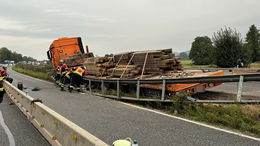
169,95,260,137
187,105,259,135
181,60,217,68
12,64,53,82
249,62,260,68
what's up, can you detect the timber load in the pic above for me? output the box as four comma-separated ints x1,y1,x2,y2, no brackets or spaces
64,48,183,78
64,53,94,66
83,57,115,76
110,48,182,78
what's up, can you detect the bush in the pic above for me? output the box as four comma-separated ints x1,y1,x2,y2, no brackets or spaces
12,64,53,82
189,36,214,65
212,27,251,67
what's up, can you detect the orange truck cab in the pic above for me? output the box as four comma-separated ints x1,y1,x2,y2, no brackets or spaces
47,37,85,67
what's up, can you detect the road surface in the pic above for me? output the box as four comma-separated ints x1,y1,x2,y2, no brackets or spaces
7,68,260,146
208,81,260,98
0,95,50,146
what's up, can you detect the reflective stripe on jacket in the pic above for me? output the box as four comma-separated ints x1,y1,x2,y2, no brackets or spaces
65,72,71,79
73,67,84,76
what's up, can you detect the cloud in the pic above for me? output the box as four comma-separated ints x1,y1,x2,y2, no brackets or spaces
0,35,51,59
0,0,259,60
0,17,26,31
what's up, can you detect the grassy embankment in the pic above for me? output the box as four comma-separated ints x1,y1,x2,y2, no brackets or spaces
249,62,260,68
181,60,217,68
12,63,53,82
167,95,260,137
12,64,260,137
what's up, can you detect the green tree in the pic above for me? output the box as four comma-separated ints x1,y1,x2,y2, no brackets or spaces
212,27,250,67
189,36,214,65
0,47,37,63
11,52,23,63
245,24,260,62
179,52,189,60
0,47,12,63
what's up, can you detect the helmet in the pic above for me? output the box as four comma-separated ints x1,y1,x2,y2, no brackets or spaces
112,138,138,146
112,140,131,146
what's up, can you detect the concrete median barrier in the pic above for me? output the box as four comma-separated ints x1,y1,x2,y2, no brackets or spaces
3,81,108,146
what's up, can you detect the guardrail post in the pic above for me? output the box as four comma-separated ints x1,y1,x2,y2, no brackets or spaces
117,80,120,99
136,80,140,99
101,80,105,95
236,75,244,102
88,79,92,93
161,79,166,101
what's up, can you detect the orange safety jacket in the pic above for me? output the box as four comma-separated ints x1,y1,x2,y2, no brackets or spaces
73,67,84,76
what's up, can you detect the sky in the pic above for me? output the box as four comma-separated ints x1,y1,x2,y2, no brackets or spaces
0,0,259,60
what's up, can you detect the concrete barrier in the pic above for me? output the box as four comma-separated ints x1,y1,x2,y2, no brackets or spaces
3,81,108,146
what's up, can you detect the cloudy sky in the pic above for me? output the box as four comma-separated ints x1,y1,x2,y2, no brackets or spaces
0,0,259,60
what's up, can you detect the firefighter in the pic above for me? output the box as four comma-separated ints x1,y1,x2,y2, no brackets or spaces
0,72,5,103
55,61,63,85
1,66,13,83
69,66,85,92
59,62,69,90
60,68,72,91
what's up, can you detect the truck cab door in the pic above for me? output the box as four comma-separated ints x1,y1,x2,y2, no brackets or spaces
47,51,52,60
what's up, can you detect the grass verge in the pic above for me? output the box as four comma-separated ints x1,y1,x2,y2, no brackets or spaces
166,94,260,137
12,64,53,82
249,62,260,68
181,60,216,68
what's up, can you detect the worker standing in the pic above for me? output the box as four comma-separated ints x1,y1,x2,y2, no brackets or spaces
54,61,63,85
69,66,85,92
60,61,69,90
0,72,5,103
61,68,72,91
1,66,13,83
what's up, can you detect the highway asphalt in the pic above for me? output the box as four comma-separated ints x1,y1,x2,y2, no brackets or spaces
0,95,50,146
208,81,260,98
7,68,260,146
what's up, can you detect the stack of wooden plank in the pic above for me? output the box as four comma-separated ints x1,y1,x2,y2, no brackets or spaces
64,53,94,66
107,65,141,78
113,52,133,65
111,48,182,76
83,57,115,76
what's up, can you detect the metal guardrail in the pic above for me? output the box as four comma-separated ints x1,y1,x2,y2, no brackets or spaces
83,73,260,103
3,81,108,146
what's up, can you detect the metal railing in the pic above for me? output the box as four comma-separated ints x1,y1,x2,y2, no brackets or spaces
83,73,260,103
3,81,108,146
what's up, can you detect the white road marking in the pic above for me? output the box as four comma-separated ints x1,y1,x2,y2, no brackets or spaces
0,111,16,146
119,101,260,142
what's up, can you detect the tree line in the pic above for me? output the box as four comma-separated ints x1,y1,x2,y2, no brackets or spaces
0,47,36,63
189,25,260,67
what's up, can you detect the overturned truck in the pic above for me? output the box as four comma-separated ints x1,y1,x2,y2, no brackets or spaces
47,37,224,97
